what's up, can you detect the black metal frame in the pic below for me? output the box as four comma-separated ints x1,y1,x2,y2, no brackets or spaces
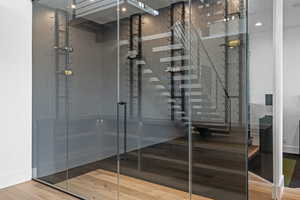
129,15,134,117
224,0,229,126
137,14,143,119
128,14,143,119
170,2,186,121
118,102,128,159
180,3,186,120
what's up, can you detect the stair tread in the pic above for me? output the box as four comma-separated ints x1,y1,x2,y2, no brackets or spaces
127,151,244,175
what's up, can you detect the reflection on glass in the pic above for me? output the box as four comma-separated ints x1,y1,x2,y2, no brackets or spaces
32,1,71,191
118,1,190,200
247,0,274,199
32,0,249,200
190,0,247,199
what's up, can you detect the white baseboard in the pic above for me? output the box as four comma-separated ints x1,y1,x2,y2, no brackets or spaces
283,145,299,154
272,174,284,199
0,169,32,189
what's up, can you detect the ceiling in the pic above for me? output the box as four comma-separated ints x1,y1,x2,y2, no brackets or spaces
37,0,300,28
38,0,187,24
76,0,186,24
249,0,300,34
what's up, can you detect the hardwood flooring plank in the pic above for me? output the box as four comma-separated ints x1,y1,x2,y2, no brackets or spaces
0,181,77,200
54,169,212,200
6,171,300,200
249,173,300,200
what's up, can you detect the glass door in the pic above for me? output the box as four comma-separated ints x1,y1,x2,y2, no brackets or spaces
65,1,119,199
117,1,192,199
190,0,248,199
117,0,249,200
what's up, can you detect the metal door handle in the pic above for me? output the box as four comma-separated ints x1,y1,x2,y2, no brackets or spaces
117,102,127,160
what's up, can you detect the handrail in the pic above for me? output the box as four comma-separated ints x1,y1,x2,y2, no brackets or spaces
173,20,232,129
194,29,230,99
173,21,230,99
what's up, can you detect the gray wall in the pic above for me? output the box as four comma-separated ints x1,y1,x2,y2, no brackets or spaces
33,0,244,177
33,4,184,177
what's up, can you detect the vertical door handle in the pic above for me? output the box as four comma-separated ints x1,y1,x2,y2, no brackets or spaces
117,102,127,160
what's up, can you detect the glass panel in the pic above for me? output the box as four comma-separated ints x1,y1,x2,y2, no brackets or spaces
32,0,70,190
248,0,274,199
118,1,191,199
190,0,248,199
268,0,300,194
66,0,119,199
33,0,251,199
282,0,300,190
33,0,119,199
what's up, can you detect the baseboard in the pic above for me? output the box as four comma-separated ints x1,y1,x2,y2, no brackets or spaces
0,169,32,189
272,174,284,200
283,145,299,155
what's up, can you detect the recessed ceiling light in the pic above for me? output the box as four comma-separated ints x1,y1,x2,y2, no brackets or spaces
71,4,76,9
121,7,127,12
90,0,95,2
255,22,263,27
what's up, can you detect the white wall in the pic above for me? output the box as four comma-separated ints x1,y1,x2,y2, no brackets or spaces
249,30,274,145
281,0,300,154
248,0,274,144
0,0,32,188
248,0,300,154
283,25,300,154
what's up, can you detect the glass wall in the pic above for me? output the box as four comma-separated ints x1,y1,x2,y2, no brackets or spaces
282,0,300,190
32,0,248,200
190,0,248,199
247,0,274,190
33,1,119,199
247,0,274,199
118,2,191,199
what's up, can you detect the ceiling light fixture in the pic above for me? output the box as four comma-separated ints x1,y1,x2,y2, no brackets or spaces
71,4,76,9
127,0,159,16
121,7,127,12
255,22,263,27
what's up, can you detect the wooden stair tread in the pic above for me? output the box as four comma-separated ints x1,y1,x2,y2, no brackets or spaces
248,145,259,159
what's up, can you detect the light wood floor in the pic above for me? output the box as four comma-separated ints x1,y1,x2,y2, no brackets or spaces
0,181,78,200
249,172,300,200
55,169,212,200
1,171,300,200
0,169,211,200
248,145,259,159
